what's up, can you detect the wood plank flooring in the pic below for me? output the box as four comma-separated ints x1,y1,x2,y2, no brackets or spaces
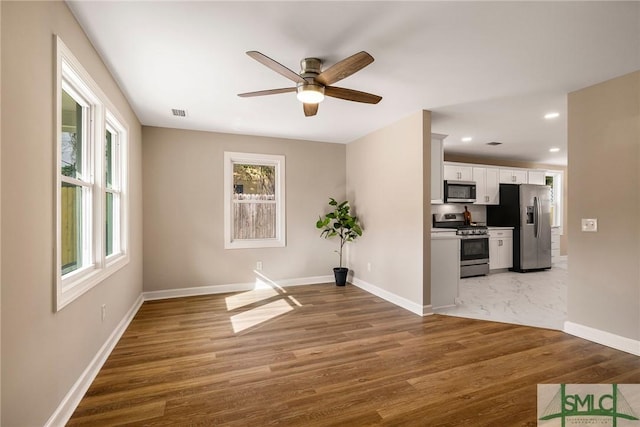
68,283,640,426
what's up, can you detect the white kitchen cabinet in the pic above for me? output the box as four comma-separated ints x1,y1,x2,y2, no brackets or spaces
489,228,513,270
473,167,500,205
444,163,473,181
431,234,460,308
528,170,546,185
431,133,447,204
499,169,528,184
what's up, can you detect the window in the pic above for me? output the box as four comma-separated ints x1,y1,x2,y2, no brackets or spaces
224,152,285,249
55,37,129,310
545,171,563,233
60,85,92,276
105,114,126,259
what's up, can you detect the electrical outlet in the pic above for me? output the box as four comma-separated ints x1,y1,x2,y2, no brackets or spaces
581,218,598,232
367,262,371,272
101,304,107,322
256,261,263,271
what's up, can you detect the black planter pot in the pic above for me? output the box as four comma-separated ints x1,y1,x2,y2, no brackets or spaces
333,267,349,286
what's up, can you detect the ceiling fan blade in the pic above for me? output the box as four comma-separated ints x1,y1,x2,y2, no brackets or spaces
246,51,305,84
238,87,296,97
324,86,382,104
316,51,374,86
303,103,318,117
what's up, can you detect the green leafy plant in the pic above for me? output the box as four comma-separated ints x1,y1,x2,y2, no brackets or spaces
316,198,363,268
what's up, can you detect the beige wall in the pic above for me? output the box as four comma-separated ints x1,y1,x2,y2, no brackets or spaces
422,114,432,306
444,154,569,256
1,2,143,426
346,111,430,307
0,1,3,421
567,70,640,341
142,126,346,291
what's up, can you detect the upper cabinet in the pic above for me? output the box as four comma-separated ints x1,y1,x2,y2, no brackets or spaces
473,167,500,205
499,168,528,184
435,161,555,206
444,164,473,181
527,170,546,185
431,134,447,204
500,168,546,185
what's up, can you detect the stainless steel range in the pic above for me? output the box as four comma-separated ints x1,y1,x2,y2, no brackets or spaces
433,213,490,278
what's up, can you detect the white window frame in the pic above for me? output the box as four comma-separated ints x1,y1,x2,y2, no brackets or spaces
55,36,129,311
545,170,564,234
223,152,286,249
105,113,128,263
59,81,95,277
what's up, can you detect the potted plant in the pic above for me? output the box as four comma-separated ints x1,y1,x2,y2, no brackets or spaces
316,198,363,286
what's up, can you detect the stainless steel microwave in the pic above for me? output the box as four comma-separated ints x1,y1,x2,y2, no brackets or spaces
444,180,477,203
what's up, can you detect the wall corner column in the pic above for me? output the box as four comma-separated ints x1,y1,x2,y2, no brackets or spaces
422,110,432,310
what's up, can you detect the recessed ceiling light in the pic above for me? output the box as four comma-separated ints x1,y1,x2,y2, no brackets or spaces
544,112,560,119
549,147,561,153
461,137,472,142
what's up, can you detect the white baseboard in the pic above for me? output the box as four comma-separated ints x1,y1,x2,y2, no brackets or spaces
564,321,640,356
143,275,432,318
423,304,434,316
350,276,431,316
143,282,255,301
432,303,456,310
272,275,334,287
44,294,144,427
143,275,334,301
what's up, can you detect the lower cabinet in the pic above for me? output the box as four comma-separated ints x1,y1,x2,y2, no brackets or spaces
489,229,513,270
431,235,460,309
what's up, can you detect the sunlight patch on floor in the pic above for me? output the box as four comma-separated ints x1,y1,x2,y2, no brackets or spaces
225,287,278,311
253,271,287,292
226,271,301,332
230,299,294,333
225,271,289,311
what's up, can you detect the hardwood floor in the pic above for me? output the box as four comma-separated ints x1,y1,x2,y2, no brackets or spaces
68,283,640,426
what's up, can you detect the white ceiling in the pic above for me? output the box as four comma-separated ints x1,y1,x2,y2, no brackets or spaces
67,1,640,166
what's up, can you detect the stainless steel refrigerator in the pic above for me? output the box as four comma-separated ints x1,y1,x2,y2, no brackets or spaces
487,184,552,272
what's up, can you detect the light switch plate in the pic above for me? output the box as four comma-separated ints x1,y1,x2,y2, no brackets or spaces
581,218,598,232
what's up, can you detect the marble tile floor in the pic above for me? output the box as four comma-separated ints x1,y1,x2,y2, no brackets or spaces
433,258,568,330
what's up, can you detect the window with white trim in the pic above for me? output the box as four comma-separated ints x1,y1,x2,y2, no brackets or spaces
105,115,125,259
60,83,92,276
545,171,564,233
56,36,129,311
224,152,285,249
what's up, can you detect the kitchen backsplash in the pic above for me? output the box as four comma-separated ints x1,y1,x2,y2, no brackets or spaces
431,203,487,225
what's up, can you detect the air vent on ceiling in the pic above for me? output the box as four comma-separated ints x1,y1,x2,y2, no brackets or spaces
486,141,502,146
171,108,187,117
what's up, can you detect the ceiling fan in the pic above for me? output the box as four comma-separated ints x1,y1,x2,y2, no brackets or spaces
238,51,382,117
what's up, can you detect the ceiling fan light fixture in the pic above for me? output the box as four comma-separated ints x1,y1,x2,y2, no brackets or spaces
239,51,381,116
296,83,325,104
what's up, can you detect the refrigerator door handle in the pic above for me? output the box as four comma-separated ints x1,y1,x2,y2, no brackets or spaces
538,195,543,239
533,196,539,238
